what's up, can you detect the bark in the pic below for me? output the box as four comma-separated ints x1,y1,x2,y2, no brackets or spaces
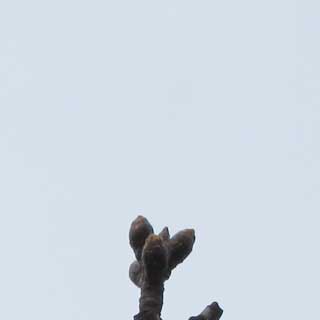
129,216,223,320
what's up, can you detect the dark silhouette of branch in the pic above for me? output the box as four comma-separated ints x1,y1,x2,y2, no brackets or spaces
129,216,223,320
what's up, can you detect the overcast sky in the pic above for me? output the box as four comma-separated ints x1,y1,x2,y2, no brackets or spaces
0,1,319,319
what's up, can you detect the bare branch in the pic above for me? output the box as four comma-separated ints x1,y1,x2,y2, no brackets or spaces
129,216,223,320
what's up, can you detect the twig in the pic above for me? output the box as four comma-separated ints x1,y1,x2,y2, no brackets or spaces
129,216,223,320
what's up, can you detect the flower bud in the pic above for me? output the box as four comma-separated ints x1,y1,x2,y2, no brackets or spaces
158,227,170,241
129,260,143,288
142,235,168,283
168,229,195,270
129,216,154,261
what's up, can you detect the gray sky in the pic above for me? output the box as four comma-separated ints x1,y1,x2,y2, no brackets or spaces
0,1,319,319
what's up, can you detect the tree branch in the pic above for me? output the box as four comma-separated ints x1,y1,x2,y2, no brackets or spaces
129,216,223,320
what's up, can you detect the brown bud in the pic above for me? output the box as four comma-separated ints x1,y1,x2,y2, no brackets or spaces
168,229,195,270
158,227,170,241
129,216,154,261
129,260,143,288
142,235,168,283
202,302,223,320
189,302,223,320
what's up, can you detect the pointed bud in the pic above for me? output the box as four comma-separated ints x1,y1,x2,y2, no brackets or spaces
142,235,168,283
158,227,170,241
168,229,195,270
129,216,154,261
